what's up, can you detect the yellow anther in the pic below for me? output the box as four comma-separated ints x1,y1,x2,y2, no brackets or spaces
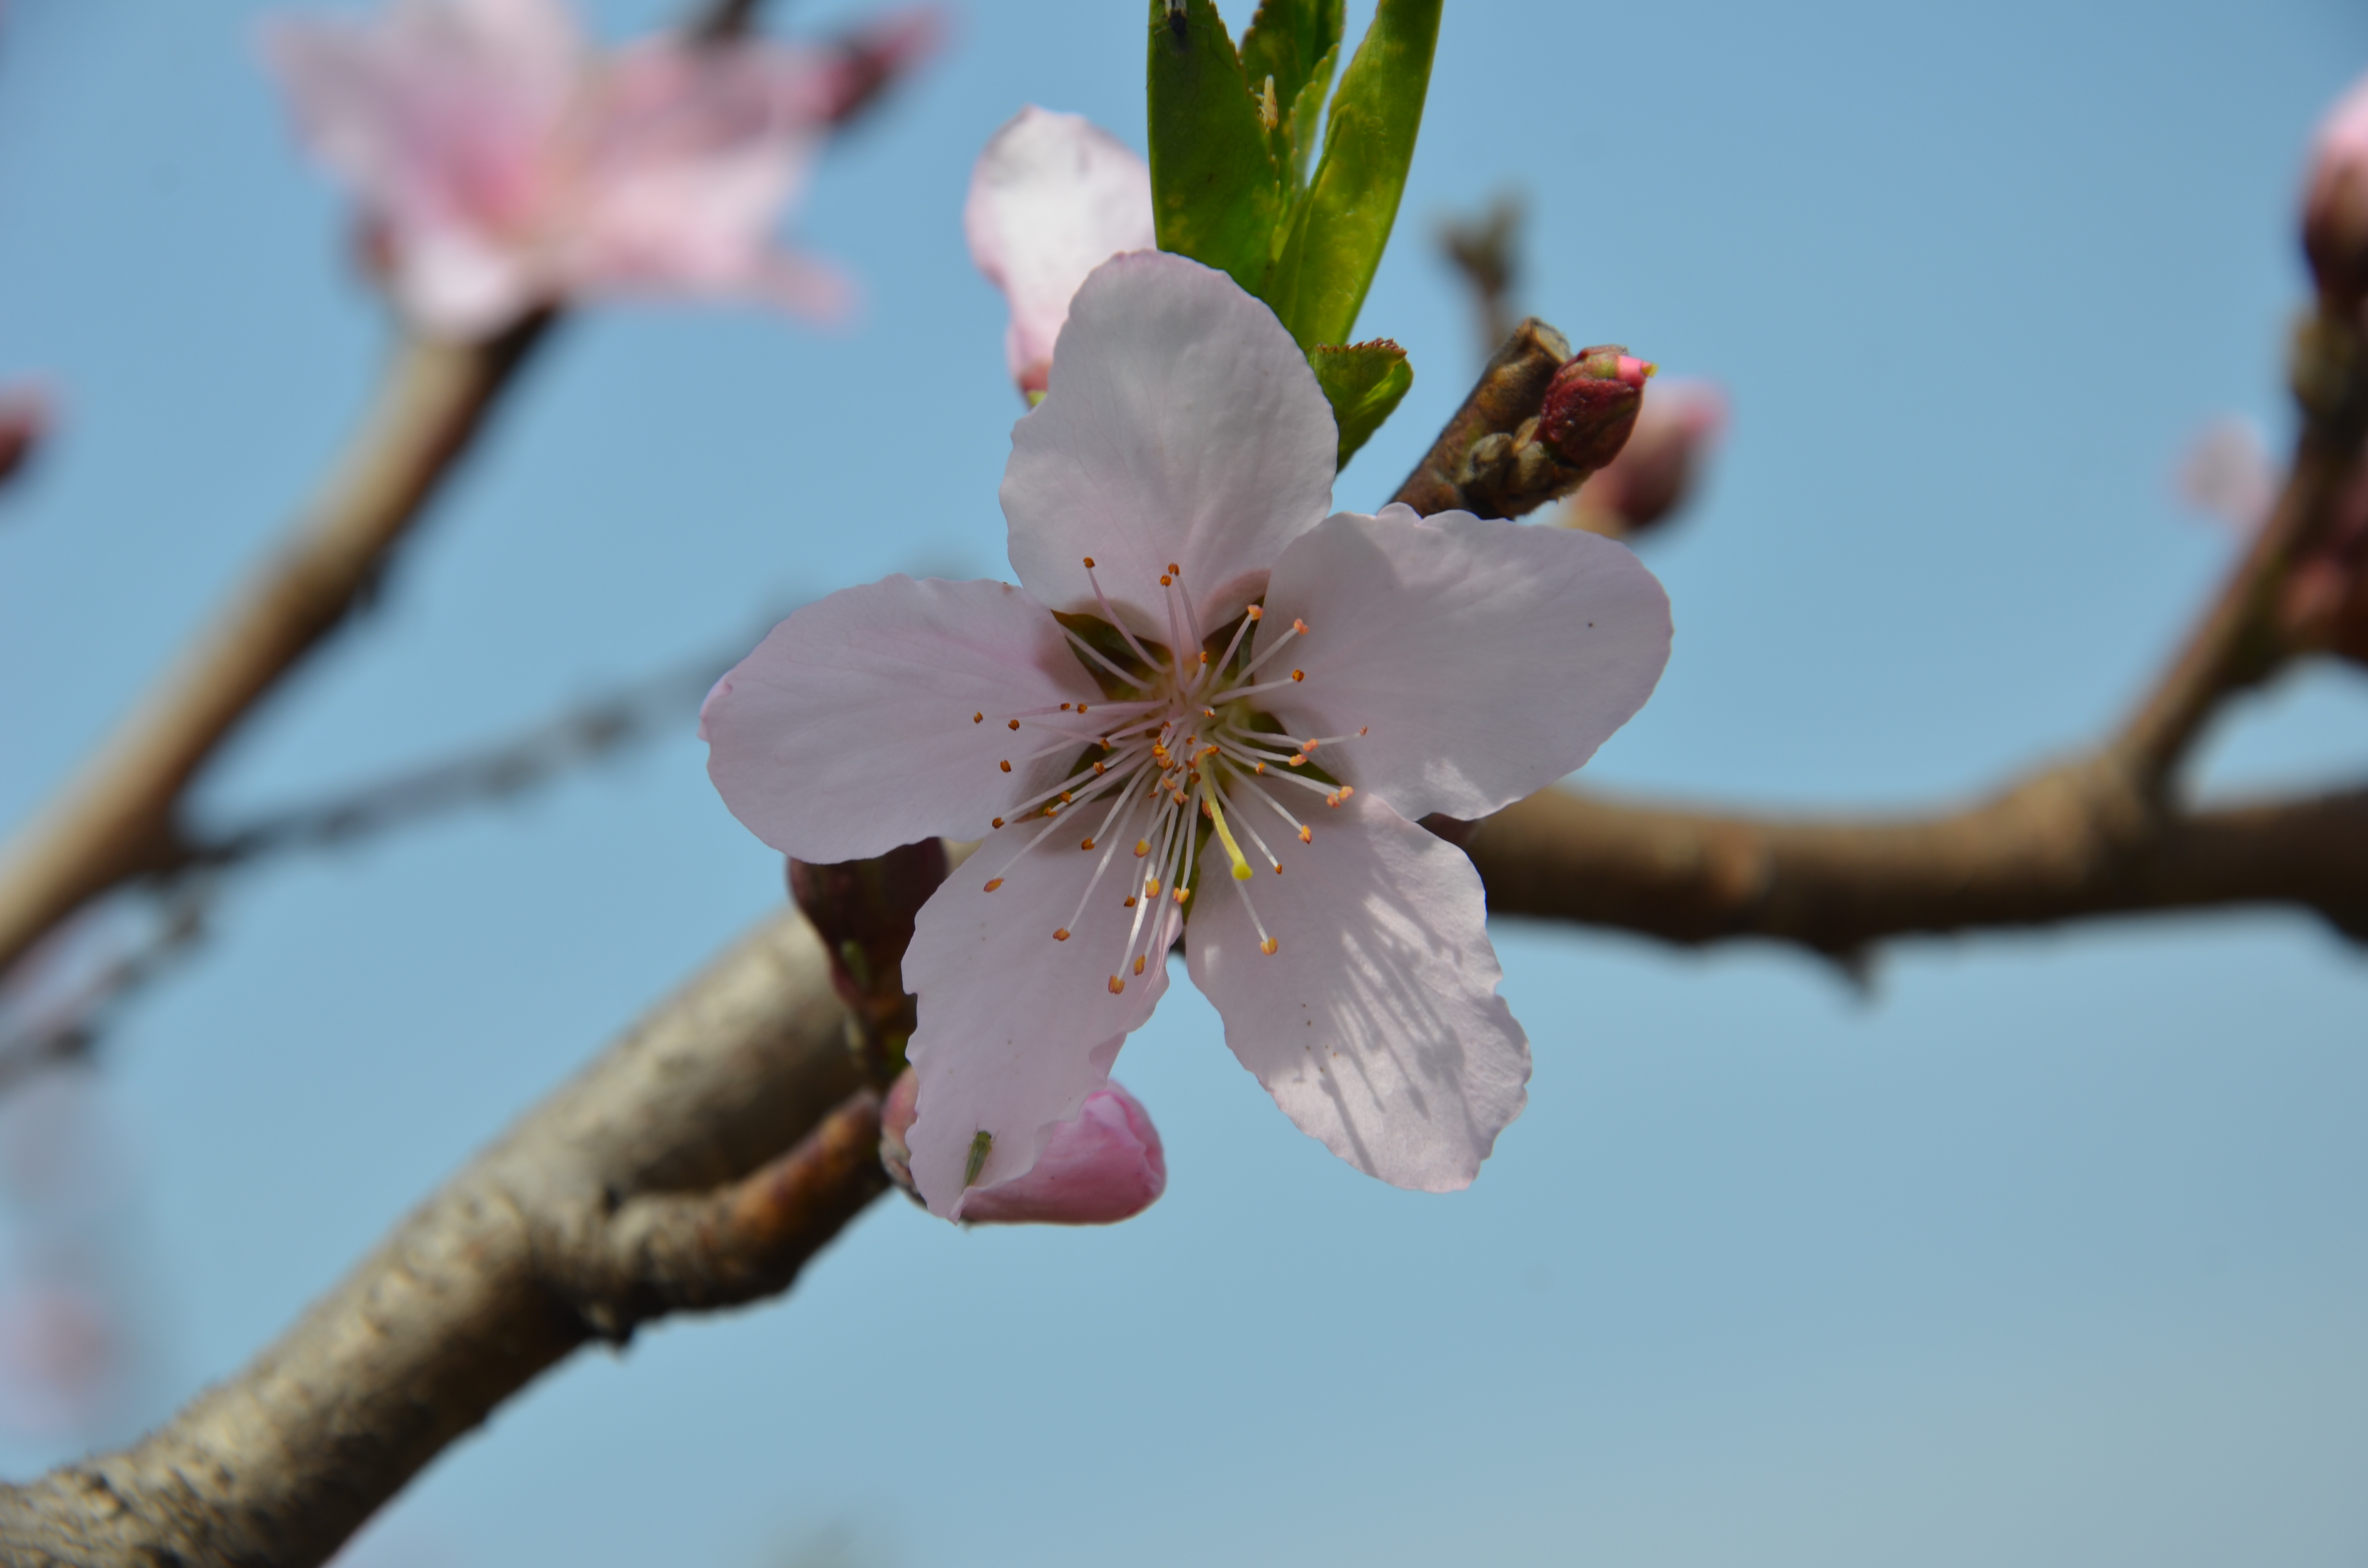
973,712,984,723
999,760,1012,772
984,877,1004,891
1246,605,1264,621
1083,555,1096,568
1053,928,1071,941
1159,574,1173,587
1291,669,1304,682
1080,837,1095,851
1146,877,1161,896
1206,792,1256,882
1134,839,1151,857
991,816,1005,829
1298,825,1313,843
1292,618,1308,635
1133,954,1147,976
1123,895,1138,908
1109,976,1126,994
1009,718,1021,730
1260,937,1278,956
1173,886,1191,905
1167,562,1181,574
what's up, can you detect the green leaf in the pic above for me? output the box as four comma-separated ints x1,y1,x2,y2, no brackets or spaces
1147,0,1287,297
1266,0,1442,349
1309,339,1414,468
1238,0,1344,184
1278,41,1341,190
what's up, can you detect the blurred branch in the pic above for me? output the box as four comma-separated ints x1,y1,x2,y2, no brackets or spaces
0,906,887,1568
0,0,903,989
2111,309,2368,789
0,323,552,985
0,630,756,1098
1437,192,1523,361
184,641,740,874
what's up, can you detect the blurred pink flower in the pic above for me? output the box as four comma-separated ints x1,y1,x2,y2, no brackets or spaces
0,1275,120,1438
262,0,923,336
964,106,1154,397
704,252,1671,1217
881,1067,1166,1225
2176,415,2277,536
1566,377,1725,537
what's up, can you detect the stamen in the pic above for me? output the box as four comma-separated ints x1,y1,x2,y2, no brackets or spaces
973,712,983,723
1261,937,1279,956
1053,928,1070,941
984,878,1003,891
1081,558,1157,666
1109,976,1125,994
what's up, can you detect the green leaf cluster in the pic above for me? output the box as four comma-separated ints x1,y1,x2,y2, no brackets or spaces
1147,0,1440,467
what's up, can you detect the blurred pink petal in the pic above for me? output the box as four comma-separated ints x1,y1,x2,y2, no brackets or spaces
2176,415,2277,536
0,1276,119,1438
883,1068,1165,1225
260,0,909,336
964,106,1154,396
1568,377,1726,536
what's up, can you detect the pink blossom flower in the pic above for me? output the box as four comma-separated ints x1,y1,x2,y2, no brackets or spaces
881,1068,1165,1224
964,106,1154,397
703,252,1672,1218
261,0,890,336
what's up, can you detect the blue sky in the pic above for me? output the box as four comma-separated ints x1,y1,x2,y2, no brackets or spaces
0,0,2364,1564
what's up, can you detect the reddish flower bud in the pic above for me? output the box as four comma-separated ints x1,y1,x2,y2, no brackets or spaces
2304,73,2368,312
1534,344,1652,473
1568,378,1727,537
880,1067,1166,1225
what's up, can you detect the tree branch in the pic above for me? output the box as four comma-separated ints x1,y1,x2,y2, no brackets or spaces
1448,766,2368,957
0,906,882,1568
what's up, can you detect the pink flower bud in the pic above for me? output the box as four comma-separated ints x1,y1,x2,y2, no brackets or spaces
2304,72,2368,311
1569,378,1726,536
879,1068,1166,1225
1534,344,1651,473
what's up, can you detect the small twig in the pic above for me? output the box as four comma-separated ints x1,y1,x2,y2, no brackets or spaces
1437,193,1524,361
2111,308,2368,790
539,1090,888,1340
187,643,743,873
1391,317,1571,517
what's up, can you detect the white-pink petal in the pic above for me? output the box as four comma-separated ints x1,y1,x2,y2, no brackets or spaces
1185,793,1529,1192
964,107,1155,395
1001,251,1336,637
702,576,1099,862
1259,504,1672,822
903,824,1177,1217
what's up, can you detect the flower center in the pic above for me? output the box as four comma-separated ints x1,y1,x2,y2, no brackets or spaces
971,558,1368,996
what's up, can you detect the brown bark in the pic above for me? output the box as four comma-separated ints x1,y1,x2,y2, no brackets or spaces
1451,770,2368,956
